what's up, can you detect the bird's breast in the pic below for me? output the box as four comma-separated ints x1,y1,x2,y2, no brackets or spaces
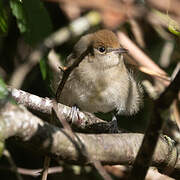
62,65,130,113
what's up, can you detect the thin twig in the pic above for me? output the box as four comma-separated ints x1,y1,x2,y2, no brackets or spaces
129,19,145,48
54,43,112,180
128,69,180,180
172,99,180,130
54,101,112,180
56,47,90,100
94,161,113,180
3,150,23,180
118,31,170,88
41,156,51,180
17,166,63,177
0,166,63,177
118,31,168,76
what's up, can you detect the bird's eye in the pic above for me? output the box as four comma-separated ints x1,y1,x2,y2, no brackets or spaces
98,46,106,53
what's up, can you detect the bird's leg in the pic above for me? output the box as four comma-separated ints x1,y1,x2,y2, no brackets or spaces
67,105,80,124
109,113,120,133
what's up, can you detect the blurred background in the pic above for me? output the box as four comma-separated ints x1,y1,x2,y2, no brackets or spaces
0,0,180,179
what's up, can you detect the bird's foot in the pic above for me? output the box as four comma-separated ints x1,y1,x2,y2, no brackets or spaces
68,106,80,124
109,114,120,133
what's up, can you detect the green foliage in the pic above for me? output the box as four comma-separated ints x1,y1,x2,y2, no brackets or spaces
167,14,180,36
168,24,180,36
0,141,5,158
0,1,9,36
0,77,16,105
39,57,55,97
40,57,48,80
0,77,8,100
9,0,27,33
10,0,52,45
153,9,180,37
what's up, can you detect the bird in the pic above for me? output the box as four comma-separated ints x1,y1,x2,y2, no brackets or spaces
53,29,143,117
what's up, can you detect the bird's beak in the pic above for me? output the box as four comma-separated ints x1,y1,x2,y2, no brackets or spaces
107,47,128,54
113,48,128,54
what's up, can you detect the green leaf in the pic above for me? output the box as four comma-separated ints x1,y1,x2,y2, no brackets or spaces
0,77,8,100
168,24,180,36
0,1,9,36
39,57,55,97
10,0,52,45
39,57,47,80
10,0,27,33
153,9,180,37
0,141,5,158
0,77,16,105
22,0,52,45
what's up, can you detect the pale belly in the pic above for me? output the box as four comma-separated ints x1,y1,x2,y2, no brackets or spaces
76,82,127,113
56,59,142,115
60,70,130,114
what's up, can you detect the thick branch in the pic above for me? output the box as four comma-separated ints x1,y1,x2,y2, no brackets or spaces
9,87,112,133
0,103,179,174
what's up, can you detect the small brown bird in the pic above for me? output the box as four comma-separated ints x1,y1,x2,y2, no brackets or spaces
54,29,143,115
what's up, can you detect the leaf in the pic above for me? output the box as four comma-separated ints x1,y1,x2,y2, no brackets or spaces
10,0,52,45
0,1,9,36
168,24,180,36
9,0,27,33
153,9,180,37
0,77,16,105
39,57,55,97
0,141,5,158
22,0,52,45
39,57,47,80
0,76,8,100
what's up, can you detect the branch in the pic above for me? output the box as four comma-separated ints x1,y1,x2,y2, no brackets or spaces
55,46,90,100
118,32,170,87
128,69,180,179
0,103,179,176
9,87,112,133
0,166,63,177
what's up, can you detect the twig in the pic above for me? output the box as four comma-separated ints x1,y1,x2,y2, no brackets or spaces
117,31,170,87
94,161,113,180
53,44,112,180
105,165,175,180
171,62,180,80
146,0,180,16
159,41,174,68
172,99,180,130
139,66,171,82
0,166,63,177
156,69,180,109
41,156,51,180
118,32,167,76
171,63,180,130
47,49,62,73
3,150,23,180
56,46,90,100
129,19,145,48
53,102,112,180
128,69,180,180
49,0,145,28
